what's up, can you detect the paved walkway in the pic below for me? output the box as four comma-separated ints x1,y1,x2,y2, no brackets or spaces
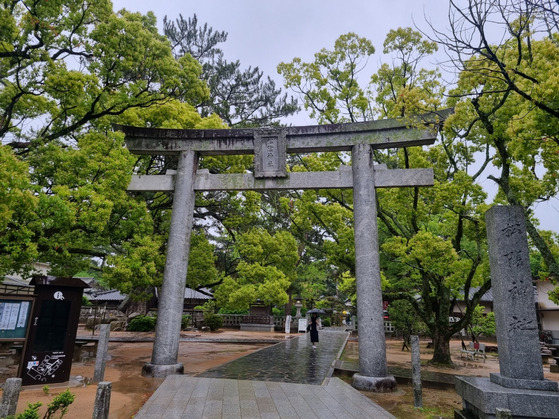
134,329,395,418
198,329,348,384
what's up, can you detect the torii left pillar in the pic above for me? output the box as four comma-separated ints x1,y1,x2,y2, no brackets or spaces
351,143,396,391
141,151,198,377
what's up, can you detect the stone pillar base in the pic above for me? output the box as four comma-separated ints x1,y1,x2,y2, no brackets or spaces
490,373,559,391
141,363,184,378
456,376,559,419
352,373,397,392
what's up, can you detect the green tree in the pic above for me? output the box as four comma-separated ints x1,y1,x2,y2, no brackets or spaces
164,14,298,127
0,3,213,299
0,145,38,276
470,305,496,338
185,231,220,290
370,28,491,364
438,0,559,298
213,229,299,311
278,32,375,124
370,27,441,118
295,262,330,308
1,3,207,147
388,299,426,350
280,30,491,365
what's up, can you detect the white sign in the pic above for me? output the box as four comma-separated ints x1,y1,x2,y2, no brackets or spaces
284,315,291,334
17,301,30,328
0,303,19,330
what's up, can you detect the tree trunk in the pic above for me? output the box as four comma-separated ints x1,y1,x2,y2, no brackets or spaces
431,330,452,364
488,131,559,281
523,211,559,281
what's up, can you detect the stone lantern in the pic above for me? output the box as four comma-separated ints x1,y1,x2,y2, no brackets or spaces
294,295,304,319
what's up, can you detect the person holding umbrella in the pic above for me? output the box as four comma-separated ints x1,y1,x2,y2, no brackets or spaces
307,309,324,349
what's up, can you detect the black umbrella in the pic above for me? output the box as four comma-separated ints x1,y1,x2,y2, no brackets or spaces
307,308,326,315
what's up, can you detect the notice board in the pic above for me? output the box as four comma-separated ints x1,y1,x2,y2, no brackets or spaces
0,297,33,340
20,275,88,385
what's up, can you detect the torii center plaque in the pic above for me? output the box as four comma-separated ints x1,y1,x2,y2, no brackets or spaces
115,110,449,390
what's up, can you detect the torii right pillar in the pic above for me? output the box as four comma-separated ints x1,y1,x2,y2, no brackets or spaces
351,143,397,391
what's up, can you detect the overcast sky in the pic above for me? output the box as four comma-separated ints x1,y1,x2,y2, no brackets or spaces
112,0,559,233
112,0,449,115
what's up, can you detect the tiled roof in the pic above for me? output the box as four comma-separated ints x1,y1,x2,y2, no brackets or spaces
84,287,213,302
86,289,126,302
184,287,212,300
2,276,33,287
462,287,493,302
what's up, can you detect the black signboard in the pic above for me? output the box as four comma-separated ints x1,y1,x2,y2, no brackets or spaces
20,276,88,386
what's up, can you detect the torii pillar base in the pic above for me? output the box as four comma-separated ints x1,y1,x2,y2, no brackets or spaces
352,374,397,392
141,363,184,378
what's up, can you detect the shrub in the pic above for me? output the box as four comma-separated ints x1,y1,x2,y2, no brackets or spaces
8,389,75,419
181,314,192,330
8,401,41,419
388,299,427,339
321,318,331,327
203,313,223,331
45,389,75,418
271,307,284,316
127,315,157,332
200,300,217,313
471,305,496,337
217,308,248,315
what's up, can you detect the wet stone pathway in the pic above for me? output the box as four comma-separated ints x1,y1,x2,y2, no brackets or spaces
198,329,349,384
134,329,396,418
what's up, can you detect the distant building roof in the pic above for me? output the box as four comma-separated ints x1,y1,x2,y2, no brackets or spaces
0,275,34,296
184,287,213,300
84,287,213,303
86,289,126,302
154,287,212,300
2,275,33,288
461,287,493,302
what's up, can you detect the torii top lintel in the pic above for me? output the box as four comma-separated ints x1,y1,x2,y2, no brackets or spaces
114,110,451,156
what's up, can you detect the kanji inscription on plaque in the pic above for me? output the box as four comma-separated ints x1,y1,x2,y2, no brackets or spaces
254,129,287,178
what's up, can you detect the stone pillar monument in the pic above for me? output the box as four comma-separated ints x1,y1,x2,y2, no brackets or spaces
142,151,198,377
351,144,396,391
455,206,559,418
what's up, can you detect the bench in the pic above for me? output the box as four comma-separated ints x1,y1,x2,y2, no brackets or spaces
460,342,486,362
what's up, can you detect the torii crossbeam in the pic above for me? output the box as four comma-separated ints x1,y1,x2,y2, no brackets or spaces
115,110,449,390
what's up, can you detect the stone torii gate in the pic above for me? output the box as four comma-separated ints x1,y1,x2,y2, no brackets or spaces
116,113,442,390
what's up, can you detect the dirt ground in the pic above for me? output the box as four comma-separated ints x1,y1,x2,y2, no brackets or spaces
4,328,285,418
359,338,557,418
3,330,559,419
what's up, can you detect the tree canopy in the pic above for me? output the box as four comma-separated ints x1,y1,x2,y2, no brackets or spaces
277,20,557,363
439,0,559,292
1,4,301,315
163,14,299,127
1,2,207,147
0,3,210,285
